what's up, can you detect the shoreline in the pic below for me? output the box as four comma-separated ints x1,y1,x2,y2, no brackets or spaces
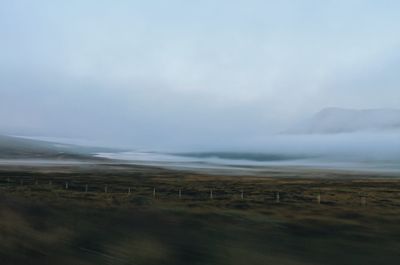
1,157,400,178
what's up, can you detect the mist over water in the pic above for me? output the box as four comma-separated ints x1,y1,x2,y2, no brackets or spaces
96,132,400,173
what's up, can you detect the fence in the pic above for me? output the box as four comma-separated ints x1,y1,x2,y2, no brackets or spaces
0,176,391,207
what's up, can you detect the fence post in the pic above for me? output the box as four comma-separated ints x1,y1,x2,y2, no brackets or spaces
65,182,69,190
361,196,367,206
276,192,280,203
153,187,156,198
128,187,131,194
241,189,244,200
210,189,213,200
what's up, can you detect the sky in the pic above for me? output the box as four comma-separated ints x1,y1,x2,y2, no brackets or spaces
0,0,400,149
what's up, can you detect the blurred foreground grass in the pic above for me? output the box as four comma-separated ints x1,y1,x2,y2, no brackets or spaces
0,164,400,265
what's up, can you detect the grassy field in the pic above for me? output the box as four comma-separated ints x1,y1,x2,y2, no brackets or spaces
1,163,400,265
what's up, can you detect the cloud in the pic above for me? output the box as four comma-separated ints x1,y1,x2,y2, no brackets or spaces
0,1,399,149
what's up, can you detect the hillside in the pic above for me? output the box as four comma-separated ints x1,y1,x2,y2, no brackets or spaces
0,135,112,160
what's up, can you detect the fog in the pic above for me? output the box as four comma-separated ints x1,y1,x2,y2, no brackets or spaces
251,133,400,160
1,1,400,154
95,132,400,174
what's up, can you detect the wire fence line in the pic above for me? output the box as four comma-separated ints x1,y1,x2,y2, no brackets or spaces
1,176,399,206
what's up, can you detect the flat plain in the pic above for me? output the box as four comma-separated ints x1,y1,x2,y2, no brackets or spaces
1,163,400,265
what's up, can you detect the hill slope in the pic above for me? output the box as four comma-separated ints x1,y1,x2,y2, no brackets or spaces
0,135,111,160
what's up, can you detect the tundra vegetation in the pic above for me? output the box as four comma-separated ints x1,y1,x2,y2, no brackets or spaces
1,163,400,265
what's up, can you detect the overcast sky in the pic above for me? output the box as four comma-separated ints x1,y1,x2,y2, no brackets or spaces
1,0,400,149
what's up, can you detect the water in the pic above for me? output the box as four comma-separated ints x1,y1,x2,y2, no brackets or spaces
96,151,400,174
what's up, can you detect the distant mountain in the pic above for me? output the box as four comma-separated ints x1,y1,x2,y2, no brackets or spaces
286,108,400,134
0,135,117,160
